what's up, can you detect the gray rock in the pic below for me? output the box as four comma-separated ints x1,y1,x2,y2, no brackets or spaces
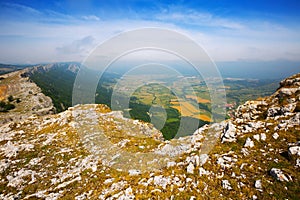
254,180,262,191
187,162,195,174
199,167,210,176
260,133,267,141
288,113,300,126
167,161,176,168
267,107,282,117
153,175,171,189
221,122,236,143
128,169,141,176
199,154,209,166
279,88,299,96
253,134,260,141
244,137,254,148
288,146,300,156
272,133,279,140
155,143,190,157
217,156,237,168
270,168,290,182
221,180,232,190
296,158,300,167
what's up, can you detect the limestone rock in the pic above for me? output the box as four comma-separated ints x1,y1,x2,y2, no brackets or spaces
270,168,291,182
187,163,195,174
199,154,209,166
272,133,279,140
222,180,232,190
128,169,141,176
244,138,254,148
260,133,266,141
221,121,236,143
288,146,300,156
254,180,262,191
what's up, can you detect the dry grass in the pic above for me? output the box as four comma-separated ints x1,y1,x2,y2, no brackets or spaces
0,85,8,100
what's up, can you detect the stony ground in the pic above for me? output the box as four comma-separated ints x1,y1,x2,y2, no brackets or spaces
0,69,55,125
0,72,299,199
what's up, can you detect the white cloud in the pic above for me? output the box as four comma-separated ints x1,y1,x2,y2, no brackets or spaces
56,35,96,55
82,15,100,21
1,2,42,15
155,8,244,30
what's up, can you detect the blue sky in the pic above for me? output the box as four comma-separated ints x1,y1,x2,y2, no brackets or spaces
0,0,300,70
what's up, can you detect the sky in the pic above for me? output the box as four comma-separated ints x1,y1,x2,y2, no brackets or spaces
0,0,300,77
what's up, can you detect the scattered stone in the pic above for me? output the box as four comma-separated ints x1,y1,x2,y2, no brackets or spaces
153,175,170,189
241,148,249,156
0,141,34,158
272,133,279,140
167,161,176,168
104,178,114,185
186,155,200,167
217,156,237,169
0,159,10,173
260,133,266,141
244,138,254,148
288,146,300,156
6,169,36,189
296,158,300,167
187,163,195,174
128,169,141,176
118,187,135,200
199,154,209,166
199,167,210,176
270,168,290,182
253,134,260,141
254,180,262,191
221,180,232,190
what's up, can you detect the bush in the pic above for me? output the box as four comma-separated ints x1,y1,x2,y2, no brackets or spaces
8,95,14,102
0,101,15,112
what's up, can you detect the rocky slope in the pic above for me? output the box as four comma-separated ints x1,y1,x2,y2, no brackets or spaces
0,69,56,125
0,73,299,199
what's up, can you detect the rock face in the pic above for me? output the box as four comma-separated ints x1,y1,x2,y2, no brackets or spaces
0,72,299,199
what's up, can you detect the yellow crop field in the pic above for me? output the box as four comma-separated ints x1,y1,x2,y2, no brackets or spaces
185,95,210,104
194,114,212,122
171,101,212,122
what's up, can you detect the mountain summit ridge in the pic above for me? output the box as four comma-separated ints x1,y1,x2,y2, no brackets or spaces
0,72,299,199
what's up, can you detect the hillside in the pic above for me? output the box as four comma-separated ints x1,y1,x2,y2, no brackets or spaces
0,70,299,199
0,69,55,125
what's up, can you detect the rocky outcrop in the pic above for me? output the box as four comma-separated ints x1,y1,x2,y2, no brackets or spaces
21,63,80,78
